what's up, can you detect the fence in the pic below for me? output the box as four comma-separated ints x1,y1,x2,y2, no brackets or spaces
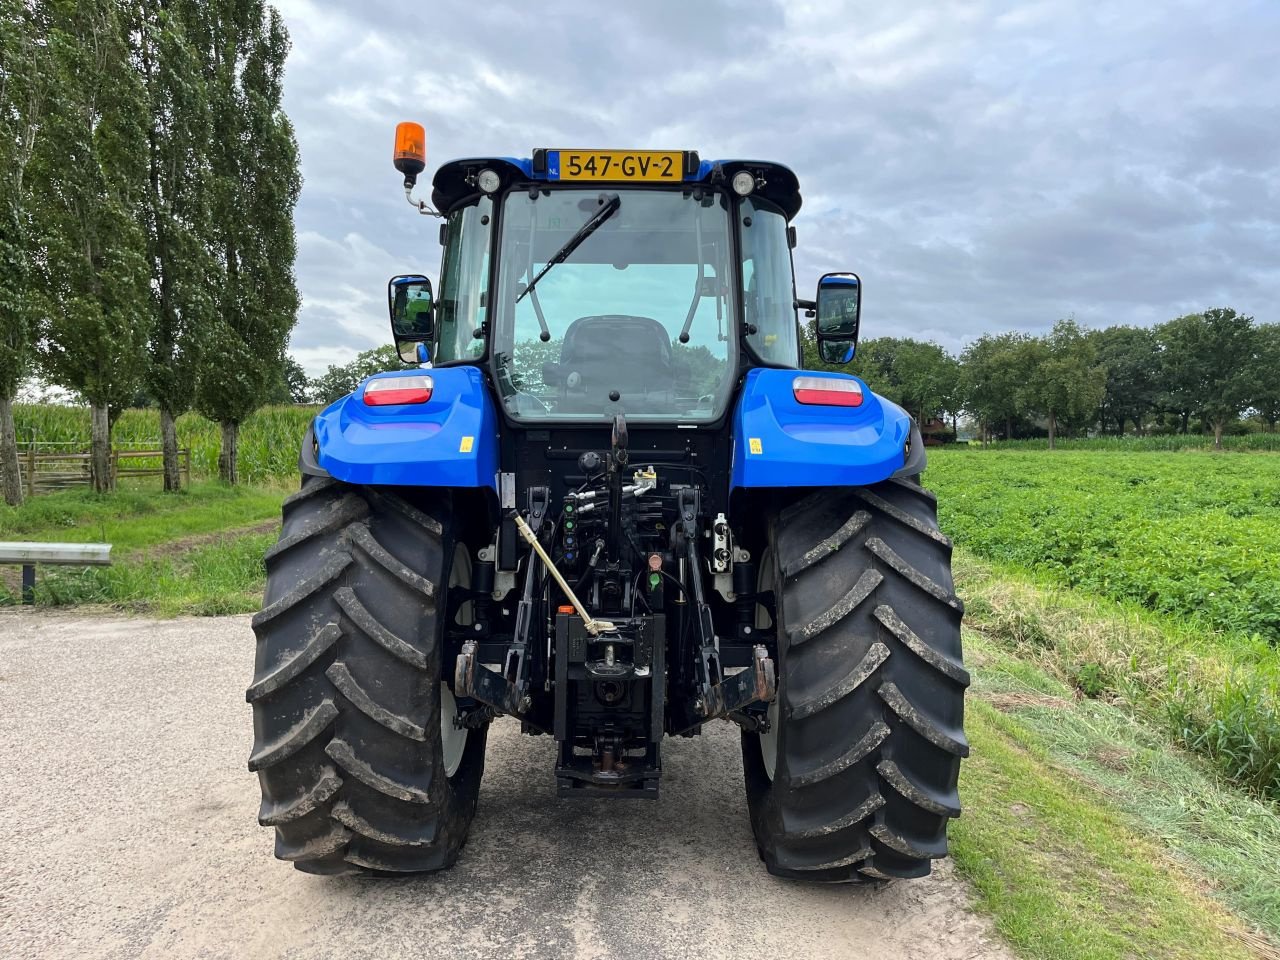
19,444,192,495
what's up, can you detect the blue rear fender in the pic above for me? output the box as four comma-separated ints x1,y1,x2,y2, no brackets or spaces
730,368,918,490
311,366,499,490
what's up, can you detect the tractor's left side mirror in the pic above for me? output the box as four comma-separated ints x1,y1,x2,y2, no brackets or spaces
815,272,861,364
389,274,434,362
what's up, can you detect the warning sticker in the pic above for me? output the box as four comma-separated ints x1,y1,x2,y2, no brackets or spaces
459,436,474,453
748,438,763,455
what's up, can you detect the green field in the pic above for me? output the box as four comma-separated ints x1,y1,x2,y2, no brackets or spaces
0,483,286,615
12,403,316,483
975,434,1280,452
928,449,1280,644
928,449,1280,802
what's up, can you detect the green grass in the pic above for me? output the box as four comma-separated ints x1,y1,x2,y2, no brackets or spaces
0,482,286,552
968,433,1280,452
12,403,316,483
31,532,278,616
928,449,1280,644
0,483,286,614
952,697,1259,960
954,549,1280,802
967,629,1280,943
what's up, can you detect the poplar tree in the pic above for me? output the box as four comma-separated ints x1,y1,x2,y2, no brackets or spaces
32,0,151,492
138,0,214,491
193,0,300,484
0,0,47,504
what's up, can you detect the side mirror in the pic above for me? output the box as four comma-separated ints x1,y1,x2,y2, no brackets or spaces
389,275,435,353
815,272,861,364
396,340,430,364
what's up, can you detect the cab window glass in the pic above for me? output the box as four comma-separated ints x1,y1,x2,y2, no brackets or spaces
741,198,799,366
435,197,491,362
491,188,735,422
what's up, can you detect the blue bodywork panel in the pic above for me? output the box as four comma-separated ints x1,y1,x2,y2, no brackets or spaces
312,367,499,490
730,369,912,490
312,366,911,492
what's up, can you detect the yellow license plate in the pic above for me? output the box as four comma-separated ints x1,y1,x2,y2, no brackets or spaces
553,150,683,182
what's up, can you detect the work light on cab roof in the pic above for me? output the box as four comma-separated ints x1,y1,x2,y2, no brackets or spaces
243,118,966,888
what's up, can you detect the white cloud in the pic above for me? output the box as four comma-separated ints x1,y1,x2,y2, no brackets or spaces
288,231,407,374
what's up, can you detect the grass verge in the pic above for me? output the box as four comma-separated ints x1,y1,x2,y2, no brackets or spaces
0,482,287,550
26,531,279,616
0,483,286,614
954,549,1280,802
952,695,1264,960
964,628,1280,947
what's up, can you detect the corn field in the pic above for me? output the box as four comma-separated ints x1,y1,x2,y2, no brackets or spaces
12,404,318,484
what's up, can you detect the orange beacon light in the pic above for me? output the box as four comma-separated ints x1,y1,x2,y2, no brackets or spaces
393,122,427,184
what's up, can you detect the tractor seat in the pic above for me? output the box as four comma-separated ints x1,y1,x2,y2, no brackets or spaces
554,315,674,397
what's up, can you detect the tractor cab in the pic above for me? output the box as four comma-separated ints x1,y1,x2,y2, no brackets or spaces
389,139,823,414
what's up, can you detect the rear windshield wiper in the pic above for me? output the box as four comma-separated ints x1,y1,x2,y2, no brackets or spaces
517,193,621,305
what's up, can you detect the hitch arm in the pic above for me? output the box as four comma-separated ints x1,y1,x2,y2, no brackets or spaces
676,488,776,731
455,488,554,723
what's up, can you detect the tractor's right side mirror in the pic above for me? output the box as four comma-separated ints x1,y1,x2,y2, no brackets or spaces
389,274,434,362
815,272,861,364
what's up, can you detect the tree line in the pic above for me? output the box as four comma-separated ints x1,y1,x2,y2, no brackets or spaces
0,0,299,504
312,310,1277,450
803,308,1277,449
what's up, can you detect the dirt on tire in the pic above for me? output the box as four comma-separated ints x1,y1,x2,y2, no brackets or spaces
745,479,968,881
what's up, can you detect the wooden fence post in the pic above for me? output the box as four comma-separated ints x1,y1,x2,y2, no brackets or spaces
182,448,191,489
25,445,35,497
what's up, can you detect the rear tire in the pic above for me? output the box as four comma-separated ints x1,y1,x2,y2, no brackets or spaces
248,475,488,874
742,477,969,881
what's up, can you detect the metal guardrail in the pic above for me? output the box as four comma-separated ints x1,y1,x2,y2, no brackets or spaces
0,541,113,605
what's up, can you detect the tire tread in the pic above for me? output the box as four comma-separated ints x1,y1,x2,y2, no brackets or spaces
248,476,486,874
743,478,966,882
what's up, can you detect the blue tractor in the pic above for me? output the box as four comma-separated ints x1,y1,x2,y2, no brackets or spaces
248,126,968,881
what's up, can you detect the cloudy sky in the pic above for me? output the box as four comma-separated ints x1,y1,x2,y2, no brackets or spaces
274,0,1279,375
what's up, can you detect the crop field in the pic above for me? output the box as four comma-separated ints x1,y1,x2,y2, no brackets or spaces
928,449,1280,644
977,434,1280,453
929,448,1280,804
12,403,317,484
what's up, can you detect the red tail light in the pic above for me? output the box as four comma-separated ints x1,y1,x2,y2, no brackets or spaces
792,375,863,407
363,374,433,406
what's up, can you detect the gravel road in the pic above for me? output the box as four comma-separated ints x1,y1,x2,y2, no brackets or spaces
0,610,1011,960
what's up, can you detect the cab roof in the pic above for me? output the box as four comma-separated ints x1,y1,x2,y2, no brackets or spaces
431,153,802,221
